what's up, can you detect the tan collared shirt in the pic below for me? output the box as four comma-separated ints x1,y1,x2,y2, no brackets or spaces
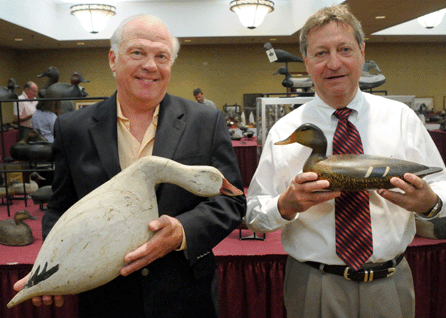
116,100,187,250
117,100,159,170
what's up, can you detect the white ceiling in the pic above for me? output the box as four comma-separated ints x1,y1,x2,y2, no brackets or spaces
0,0,445,49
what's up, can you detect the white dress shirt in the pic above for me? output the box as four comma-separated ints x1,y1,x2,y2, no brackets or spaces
14,92,37,127
246,90,446,265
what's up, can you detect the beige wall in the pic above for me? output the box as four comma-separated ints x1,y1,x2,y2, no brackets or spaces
1,42,445,122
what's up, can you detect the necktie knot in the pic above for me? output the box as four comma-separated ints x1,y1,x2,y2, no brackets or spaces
334,108,352,121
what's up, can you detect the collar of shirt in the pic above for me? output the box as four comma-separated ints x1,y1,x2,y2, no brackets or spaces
116,100,159,170
312,88,364,128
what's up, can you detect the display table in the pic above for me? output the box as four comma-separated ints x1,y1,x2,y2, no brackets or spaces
0,130,19,162
232,137,257,187
429,130,446,164
2,202,446,318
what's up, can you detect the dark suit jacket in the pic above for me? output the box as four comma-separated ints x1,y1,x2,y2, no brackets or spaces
42,92,246,318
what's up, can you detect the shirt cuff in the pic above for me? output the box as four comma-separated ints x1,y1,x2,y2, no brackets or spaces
175,226,187,251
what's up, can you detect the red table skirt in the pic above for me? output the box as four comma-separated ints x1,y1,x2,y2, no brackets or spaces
2,234,446,318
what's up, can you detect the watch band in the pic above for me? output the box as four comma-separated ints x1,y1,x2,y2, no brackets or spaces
416,196,442,220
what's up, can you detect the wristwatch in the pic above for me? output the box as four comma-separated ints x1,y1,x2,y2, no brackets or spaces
416,196,443,220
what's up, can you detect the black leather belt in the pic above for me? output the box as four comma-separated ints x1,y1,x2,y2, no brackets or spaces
305,253,405,282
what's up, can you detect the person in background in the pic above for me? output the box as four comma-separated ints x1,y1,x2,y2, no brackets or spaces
193,87,217,109
13,14,245,318
31,91,61,142
245,4,446,318
14,81,38,127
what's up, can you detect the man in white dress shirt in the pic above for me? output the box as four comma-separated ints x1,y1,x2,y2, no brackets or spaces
14,81,38,127
246,5,446,318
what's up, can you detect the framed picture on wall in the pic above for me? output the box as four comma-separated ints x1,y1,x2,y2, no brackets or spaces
413,97,434,112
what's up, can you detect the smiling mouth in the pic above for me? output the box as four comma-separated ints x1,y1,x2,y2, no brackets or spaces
326,75,345,80
137,77,157,83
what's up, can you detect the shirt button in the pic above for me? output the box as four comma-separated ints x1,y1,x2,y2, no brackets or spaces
141,268,149,276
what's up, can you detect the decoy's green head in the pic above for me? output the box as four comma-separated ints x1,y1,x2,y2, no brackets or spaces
275,123,327,154
14,210,38,225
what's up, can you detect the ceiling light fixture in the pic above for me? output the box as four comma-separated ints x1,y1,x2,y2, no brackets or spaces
417,9,446,29
230,0,274,29
70,4,116,34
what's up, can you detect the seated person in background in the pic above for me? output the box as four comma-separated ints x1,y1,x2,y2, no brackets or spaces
14,81,38,127
193,88,217,109
31,91,61,142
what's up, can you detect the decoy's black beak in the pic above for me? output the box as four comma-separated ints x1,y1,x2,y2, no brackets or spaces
29,215,39,220
220,178,244,196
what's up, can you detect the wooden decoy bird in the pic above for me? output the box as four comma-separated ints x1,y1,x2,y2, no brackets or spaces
0,78,20,100
275,123,442,191
10,129,54,162
37,66,60,98
0,210,38,246
44,71,90,114
10,172,46,195
7,156,243,308
359,60,386,90
274,67,313,91
263,42,304,65
30,185,52,210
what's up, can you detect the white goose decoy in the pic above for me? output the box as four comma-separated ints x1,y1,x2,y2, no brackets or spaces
8,156,243,308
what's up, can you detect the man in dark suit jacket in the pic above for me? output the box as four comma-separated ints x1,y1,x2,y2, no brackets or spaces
14,14,245,318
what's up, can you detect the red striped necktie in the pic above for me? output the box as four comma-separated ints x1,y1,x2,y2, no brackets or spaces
333,108,373,271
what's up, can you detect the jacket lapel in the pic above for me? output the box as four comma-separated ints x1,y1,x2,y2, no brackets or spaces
89,93,121,179
153,93,186,159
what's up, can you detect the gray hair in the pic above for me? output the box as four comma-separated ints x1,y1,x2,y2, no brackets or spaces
299,4,364,57
110,14,180,63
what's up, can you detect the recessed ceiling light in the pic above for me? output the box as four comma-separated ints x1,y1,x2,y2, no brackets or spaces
184,39,191,42
269,38,276,41
77,42,85,45
14,38,23,41
375,16,386,19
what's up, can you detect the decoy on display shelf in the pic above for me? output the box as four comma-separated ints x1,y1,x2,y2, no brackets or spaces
30,185,53,210
10,128,54,162
274,67,313,91
359,60,386,90
262,42,304,69
0,210,38,246
0,78,20,100
7,156,243,308
42,71,90,114
275,123,442,191
10,172,46,195
37,66,60,98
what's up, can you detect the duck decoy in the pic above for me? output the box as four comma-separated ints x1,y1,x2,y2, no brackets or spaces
262,42,304,68
44,72,90,114
10,129,54,162
10,172,45,195
0,210,38,246
44,72,89,99
30,185,52,210
0,78,20,100
274,67,313,91
7,156,243,308
275,123,442,191
37,66,60,98
415,217,446,239
359,60,386,90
